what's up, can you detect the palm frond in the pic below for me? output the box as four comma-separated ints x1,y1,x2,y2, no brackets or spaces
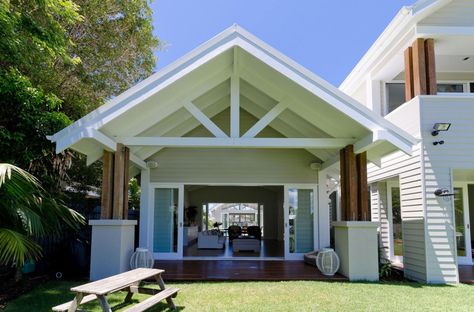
0,228,42,268
0,163,86,267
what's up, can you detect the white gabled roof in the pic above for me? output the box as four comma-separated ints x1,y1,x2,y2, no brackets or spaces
49,24,417,169
340,0,451,94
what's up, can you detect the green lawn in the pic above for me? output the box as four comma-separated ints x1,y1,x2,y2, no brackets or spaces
3,280,473,312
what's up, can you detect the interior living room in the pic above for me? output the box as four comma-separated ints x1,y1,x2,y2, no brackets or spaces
182,185,284,259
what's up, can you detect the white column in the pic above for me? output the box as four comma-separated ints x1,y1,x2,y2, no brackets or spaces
89,219,137,280
318,170,330,249
366,78,382,116
333,221,379,281
139,168,151,250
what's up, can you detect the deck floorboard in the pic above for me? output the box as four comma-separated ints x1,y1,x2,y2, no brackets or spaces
154,260,347,281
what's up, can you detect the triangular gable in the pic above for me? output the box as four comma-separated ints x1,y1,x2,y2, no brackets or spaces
49,25,417,169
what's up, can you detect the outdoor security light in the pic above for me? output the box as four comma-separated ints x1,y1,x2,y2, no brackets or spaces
431,123,451,136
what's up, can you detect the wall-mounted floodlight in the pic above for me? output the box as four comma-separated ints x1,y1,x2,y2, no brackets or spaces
431,123,451,136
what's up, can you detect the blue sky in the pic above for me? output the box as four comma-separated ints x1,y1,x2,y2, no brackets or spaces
150,1,412,86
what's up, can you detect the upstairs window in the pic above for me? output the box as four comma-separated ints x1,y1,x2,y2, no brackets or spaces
385,83,405,115
385,81,473,116
437,83,464,93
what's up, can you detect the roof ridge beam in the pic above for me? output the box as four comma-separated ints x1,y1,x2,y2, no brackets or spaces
242,101,288,138
184,101,228,138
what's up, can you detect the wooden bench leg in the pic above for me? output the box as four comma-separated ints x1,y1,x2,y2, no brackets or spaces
67,293,83,312
155,274,176,310
124,283,139,303
97,295,112,312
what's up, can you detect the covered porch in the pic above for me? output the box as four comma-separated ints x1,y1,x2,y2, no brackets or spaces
48,25,417,281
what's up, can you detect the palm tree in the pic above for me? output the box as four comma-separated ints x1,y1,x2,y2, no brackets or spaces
0,163,85,269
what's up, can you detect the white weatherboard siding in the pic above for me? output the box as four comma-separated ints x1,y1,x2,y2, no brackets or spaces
369,145,426,282
369,95,474,283
419,95,474,283
368,100,426,282
149,148,318,184
419,0,474,27
371,182,390,260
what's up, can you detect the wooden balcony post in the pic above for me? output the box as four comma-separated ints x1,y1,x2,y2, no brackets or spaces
404,46,414,101
412,38,427,97
101,151,114,219
424,38,437,95
406,38,437,100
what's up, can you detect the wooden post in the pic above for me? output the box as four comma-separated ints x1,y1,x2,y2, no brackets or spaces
424,38,437,95
346,146,358,221
113,144,126,219
404,47,414,102
340,148,347,221
101,151,114,219
356,152,369,221
340,145,358,221
412,38,427,97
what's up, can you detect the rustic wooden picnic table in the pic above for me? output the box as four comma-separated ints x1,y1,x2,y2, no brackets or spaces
52,268,179,312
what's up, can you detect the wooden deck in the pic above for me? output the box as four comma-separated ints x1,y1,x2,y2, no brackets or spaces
154,260,347,282
459,265,474,284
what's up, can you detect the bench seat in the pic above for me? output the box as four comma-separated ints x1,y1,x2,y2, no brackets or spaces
124,287,179,312
52,294,97,312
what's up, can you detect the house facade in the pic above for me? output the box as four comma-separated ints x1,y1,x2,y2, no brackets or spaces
49,0,472,284
340,0,474,283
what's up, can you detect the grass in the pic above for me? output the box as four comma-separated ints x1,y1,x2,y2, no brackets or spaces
3,280,474,312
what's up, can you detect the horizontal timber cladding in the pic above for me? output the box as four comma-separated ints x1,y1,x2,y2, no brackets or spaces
371,182,390,260
149,148,318,184
368,143,427,282
418,96,474,283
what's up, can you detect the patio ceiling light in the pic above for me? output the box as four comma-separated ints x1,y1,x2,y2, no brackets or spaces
431,123,451,136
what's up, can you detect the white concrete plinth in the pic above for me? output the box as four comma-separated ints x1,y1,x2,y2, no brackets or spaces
333,221,379,281
89,219,137,280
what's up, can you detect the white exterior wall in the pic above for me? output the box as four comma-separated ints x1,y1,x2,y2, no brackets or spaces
371,182,390,260
149,148,319,184
368,99,427,282
367,95,474,283
418,95,474,283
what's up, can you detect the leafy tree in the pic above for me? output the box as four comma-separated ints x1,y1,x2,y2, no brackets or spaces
39,0,160,119
0,0,81,74
0,69,73,192
128,177,141,210
0,0,159,193
0,163,84,268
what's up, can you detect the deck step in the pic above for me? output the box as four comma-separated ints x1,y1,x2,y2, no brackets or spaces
52,294,97,311
124,287,179,312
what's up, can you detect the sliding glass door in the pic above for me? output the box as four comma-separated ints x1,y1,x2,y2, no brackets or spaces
453,183,472,265
152,184,184,259
284,185,317,259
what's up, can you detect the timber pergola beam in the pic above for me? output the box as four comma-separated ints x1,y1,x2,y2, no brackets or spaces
117,137,355,149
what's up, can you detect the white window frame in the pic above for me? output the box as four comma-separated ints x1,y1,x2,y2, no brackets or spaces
383,80,473,116
387,180,403,264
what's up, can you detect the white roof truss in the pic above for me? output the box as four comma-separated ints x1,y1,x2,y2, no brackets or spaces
49,24,417,170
